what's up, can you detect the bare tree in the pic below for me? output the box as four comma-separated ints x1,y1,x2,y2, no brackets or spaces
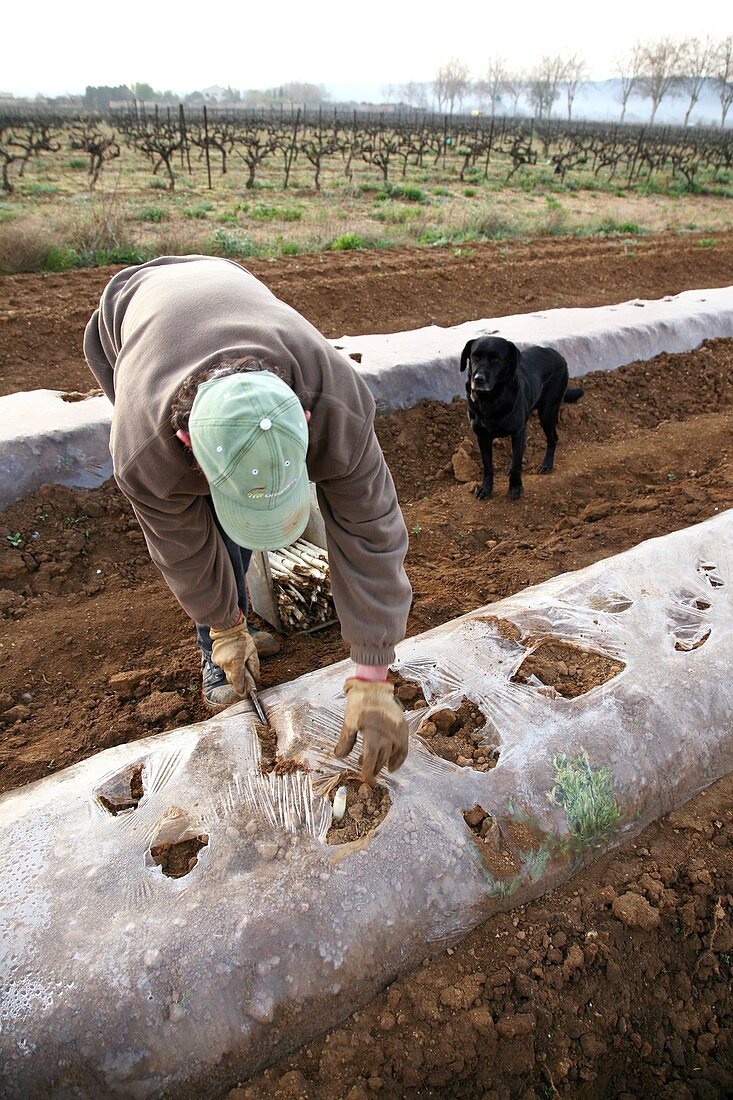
278,82,329,106
482,57,509,117
615,45,645,122
638,37,685,124
504,72,527,116
714,35,733,128
433,59,471,117
399,81,429,111
564,55,588,120
678,37,717,126
527,55,565,119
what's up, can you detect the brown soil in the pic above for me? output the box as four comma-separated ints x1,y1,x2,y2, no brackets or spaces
254,721,305,776
386,670,427,709
150,834,209,879
512,639,626,698
326,777,392,845
462,806,550,884
2,235,733,1095
237,772,733,1100
419,698,497,769
2,231,733,398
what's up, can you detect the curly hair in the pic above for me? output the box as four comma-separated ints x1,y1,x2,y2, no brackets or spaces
170,355,268,433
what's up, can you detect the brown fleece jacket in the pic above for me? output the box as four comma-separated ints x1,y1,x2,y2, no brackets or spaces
83,255,411,666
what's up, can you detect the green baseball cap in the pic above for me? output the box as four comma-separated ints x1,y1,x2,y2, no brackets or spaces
188,371,310,551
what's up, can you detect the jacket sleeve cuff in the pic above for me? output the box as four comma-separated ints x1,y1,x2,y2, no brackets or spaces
349,644,396,667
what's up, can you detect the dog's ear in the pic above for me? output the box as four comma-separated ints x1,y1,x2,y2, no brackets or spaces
459,340,474,373
507,341,520,372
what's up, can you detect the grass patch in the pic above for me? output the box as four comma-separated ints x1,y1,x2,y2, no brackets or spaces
373,201,423,225
0,224,84,273
601,218,643,235
697,237,718,248
464,187,477,197
385,182,427,203
41,245,81,271
550,751,621,843
209,227,261,258
182,202,215,220
136,205,167,223
22,182,61,197
330,231,367,251
574,217,646,238
250,203,303,222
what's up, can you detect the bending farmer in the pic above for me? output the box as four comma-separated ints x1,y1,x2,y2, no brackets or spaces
84,255,412,782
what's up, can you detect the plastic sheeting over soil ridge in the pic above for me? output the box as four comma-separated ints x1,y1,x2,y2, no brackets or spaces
1,512,732,1097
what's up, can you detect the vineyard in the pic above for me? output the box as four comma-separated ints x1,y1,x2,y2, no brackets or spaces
2,106,732,194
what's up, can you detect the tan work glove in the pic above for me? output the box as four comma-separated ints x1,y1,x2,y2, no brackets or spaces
335,678,409,783
210,620,260,698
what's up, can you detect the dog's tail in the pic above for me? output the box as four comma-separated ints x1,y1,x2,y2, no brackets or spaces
563,386,584,404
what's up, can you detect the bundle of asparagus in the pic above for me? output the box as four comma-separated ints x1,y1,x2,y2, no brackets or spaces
267,538,335,632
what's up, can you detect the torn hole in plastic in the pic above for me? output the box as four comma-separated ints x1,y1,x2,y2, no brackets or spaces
392,655,465,702
673,627,711,652
254,722,308,777
463,803,494,838
512,639,625,699
462,805,521,883
667,589,713,651
463,806,553,892
148,806,209,879
387,669,428,710
672,588,712,613
322,774,392,846
697,560,725,588
418,697,500,771
95,763,145,816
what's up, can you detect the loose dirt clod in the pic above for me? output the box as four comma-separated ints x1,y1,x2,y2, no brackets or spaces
150,835,208,879
512,639,625,698
419,698,498,769
326,777,392,845
387,670,427,709
462,804,523,880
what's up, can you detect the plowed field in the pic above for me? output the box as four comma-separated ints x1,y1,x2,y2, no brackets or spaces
1,233,733,1097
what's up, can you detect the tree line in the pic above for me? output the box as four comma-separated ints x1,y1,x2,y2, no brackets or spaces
388,36,733,127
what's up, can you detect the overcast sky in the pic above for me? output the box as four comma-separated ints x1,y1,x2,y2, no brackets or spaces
6,0,732,98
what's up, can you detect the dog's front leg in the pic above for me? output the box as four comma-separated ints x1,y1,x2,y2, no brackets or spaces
508,430,525,500
474,428,494,500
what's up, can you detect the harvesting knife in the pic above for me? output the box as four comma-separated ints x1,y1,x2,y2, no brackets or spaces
249,686,268,726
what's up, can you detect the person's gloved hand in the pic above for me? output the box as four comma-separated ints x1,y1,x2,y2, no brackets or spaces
210,619,260,697
335,678,409,783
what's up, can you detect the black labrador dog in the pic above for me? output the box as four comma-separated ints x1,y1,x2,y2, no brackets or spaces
460,335,583,501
